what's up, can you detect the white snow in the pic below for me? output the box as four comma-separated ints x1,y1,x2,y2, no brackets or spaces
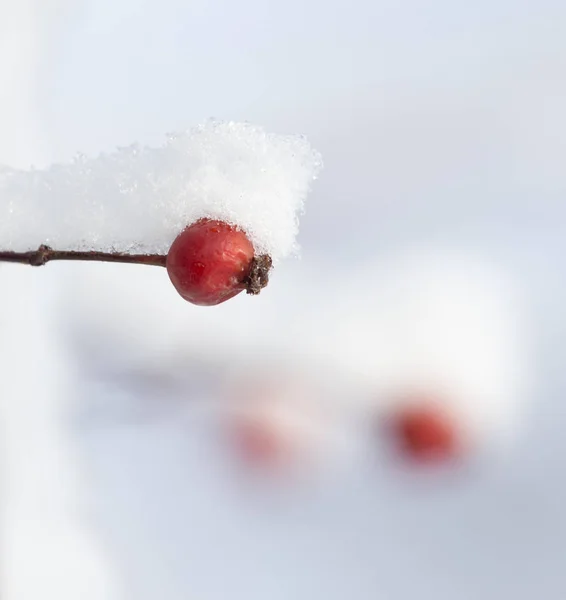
0,120,322,261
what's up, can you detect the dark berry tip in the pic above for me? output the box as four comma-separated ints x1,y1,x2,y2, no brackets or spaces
244,254,273,295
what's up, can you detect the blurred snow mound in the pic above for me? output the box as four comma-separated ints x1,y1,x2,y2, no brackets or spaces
297,248,531,446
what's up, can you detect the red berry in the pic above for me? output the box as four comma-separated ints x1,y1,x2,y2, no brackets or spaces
230,417,290,470
166,219,255,306
387,403,460,464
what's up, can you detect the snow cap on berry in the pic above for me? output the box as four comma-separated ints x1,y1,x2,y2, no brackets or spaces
0,120,322,261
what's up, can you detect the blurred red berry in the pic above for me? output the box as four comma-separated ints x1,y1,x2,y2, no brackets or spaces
166,219,255,306
388,403,459,463
230,417,293,471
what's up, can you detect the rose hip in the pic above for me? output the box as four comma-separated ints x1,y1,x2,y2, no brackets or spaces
387,402,460,464
166,219,256,306
230,416,292,470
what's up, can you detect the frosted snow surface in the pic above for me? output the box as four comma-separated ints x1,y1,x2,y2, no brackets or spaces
0,121,322,260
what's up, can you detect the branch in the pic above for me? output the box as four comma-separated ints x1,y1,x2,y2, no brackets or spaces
0,245,273,295
0,245,167,267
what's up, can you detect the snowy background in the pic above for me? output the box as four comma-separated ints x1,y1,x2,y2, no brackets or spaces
1,1,566,599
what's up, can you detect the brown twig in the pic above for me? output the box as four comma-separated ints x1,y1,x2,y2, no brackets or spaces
0,245,167,267
0,245,273,295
